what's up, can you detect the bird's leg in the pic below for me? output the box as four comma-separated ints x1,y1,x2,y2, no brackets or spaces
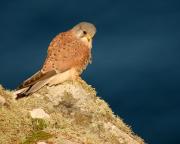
48,68,79,86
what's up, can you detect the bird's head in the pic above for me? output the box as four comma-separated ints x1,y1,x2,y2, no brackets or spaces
72,22,96,47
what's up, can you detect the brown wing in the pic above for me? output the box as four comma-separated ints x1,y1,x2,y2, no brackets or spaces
15,70,57,98
17,70,57,89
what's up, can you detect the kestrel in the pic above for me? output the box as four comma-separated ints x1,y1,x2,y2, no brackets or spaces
15,22,96,98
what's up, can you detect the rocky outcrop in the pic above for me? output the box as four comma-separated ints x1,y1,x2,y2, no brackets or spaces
0,79,144,144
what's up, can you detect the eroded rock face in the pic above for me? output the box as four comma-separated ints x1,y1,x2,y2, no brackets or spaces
0,80,144,144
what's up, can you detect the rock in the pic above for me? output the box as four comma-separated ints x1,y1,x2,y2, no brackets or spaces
30,108,50,119
37,142,47,144
0,79,144,144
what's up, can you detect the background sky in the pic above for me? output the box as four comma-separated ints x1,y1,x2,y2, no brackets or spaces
0,0,180,143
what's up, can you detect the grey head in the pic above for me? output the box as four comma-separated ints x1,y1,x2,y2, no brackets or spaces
72,22,96,42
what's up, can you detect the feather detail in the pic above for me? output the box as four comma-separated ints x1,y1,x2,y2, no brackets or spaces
15,70,57,98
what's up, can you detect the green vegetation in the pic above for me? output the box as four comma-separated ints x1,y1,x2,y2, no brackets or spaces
22,130,53,144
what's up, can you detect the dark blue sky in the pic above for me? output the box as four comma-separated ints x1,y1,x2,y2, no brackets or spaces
0,0,180,143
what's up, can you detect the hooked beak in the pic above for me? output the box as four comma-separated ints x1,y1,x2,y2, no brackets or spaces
86,34,92,42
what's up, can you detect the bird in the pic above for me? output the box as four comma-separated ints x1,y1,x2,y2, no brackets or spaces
15,22,96,98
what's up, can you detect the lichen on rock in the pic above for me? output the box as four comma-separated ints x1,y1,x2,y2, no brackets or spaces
0,79,144,144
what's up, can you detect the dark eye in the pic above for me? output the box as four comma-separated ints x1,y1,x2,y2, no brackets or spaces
83,31,87,35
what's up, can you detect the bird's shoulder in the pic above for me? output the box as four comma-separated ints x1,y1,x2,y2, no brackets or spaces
48,31,88,56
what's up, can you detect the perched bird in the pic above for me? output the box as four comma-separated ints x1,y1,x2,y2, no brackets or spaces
15,22,96,98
